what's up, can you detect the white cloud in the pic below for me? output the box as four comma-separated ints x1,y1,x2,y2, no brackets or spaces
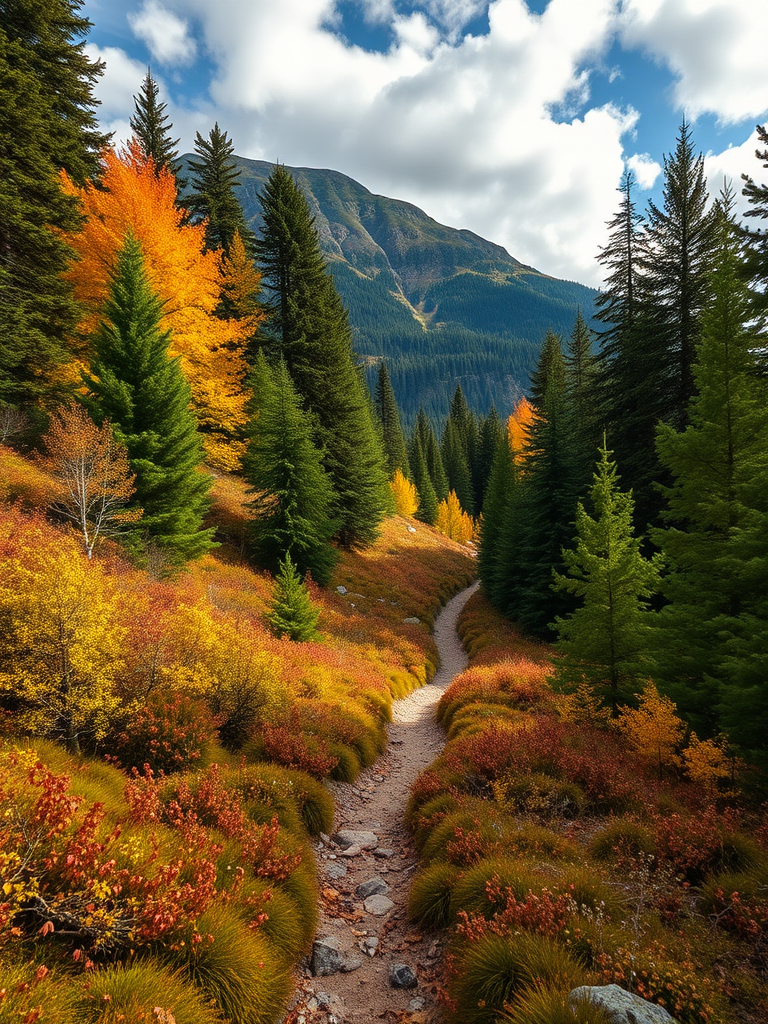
85,43,147,120
619,0,768,124
705,129,768,220
424,0,488,38
626,152,662,189
128,0,197,66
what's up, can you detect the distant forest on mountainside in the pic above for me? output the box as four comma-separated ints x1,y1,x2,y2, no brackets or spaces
212,156,598,424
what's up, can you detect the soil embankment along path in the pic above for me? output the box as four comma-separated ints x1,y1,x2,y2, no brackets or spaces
290,582,479,1024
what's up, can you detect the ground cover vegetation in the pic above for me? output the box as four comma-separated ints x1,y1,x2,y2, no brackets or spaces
407,590,768,1024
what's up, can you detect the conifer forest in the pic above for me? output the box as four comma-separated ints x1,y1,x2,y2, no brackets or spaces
1,3,767,1024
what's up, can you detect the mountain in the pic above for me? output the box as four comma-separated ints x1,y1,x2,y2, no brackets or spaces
228,157,599,424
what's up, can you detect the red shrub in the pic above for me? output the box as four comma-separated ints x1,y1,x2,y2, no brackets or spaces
107,689,218,774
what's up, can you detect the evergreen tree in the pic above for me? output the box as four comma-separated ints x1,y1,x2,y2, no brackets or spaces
652,193,768,748
187,123,253,254
0,0,108,409
642,118,717,428
267,552,321,642
375,361,410,477
741,123,768,342
256,164,389,548
565,308,599,484
412,408,449,501
243,353,338,585
552,441,661,714
130,68,183,188
410,435,438,525
83,231,215,564
477,432,515,608
476,406,505,511
441,417,474,514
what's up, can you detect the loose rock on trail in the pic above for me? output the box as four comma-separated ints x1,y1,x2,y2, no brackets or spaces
289,582,479,1024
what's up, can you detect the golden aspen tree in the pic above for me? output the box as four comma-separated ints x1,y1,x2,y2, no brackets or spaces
389,468,419,517
435,490,474,543
617,680,685,779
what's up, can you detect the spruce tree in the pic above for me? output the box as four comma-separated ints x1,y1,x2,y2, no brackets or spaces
476,406,505,511
552,441,661,714
255,164,389,548
267,552,321,642
653,193,768,747
0,0,108,409
375,361,410,477
565,308,599,485
477,433,515,608
441,417,474,514
187,123,253,254
243,353,338,585
741,122,768,340
410,435,438,525
83,231,215,564
130,68,183,187
412,409,449,501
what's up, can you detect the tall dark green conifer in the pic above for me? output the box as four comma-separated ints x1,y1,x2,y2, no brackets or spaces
441,418,474,514
653,194,768,749
187,123,253,254
0,0,108,409
476,406,505,511
130,68,183,187
255,165,389,548
478,433,515,608
741,123,768,341
243,354,338,585
411,409,448,502
375,361,410,477
409,435,438,526
565,309,599,487
83,232,214,564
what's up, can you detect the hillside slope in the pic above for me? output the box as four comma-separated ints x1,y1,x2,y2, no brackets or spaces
191,157,598,423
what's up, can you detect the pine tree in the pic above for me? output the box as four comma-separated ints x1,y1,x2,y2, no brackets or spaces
255,164,389,548
552,441,661,714
410,435,438,525
565,309,599,484
0,0,108,410
187,123,253,254
741,122,768,341
130,68,183,188
375,361,410,477
243,353,338,585
83,231,215,564
653,193,768,747
267,552,321,642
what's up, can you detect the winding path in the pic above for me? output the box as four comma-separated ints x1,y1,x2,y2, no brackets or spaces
291,582,479,1024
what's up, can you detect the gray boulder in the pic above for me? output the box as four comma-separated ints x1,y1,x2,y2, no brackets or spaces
356,877,390,899
311,936,345,977
389,963,418,989
364,893,395,915
332,829,379,850
569,985,679,1023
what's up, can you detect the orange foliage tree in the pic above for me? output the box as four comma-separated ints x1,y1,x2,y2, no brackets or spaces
61,144,255,469
507,395,534,462
617,680,686,779
41,403,141,558
390,468,419,517
435,490,475,544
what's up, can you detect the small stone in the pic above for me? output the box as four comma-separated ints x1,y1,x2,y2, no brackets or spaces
356,877,390,899
407,526,417,533
390,738,404,745
372,775,384,782
341,957,363,973
402,616,420,624
360,936,379,956
319,833,332,846
332,829,379,850
409,997,426,1011
373,847,395,859
364,893,395,916
339,844,362,857
311,936,345,977
336,586,348,594
389,963,418,989
315,993,332,1010
306,997,319,1012
325,861,348,880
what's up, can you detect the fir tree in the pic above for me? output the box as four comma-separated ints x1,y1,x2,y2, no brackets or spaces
243,353,338,585
187,123,253,254
741,122,768,341
410,435,438,525
552,441,661,714
441,418,474,514
476,406,505,511
477,432,515,608
0,0,108,409
375,361,410,477
412,409,449,501
255,164,389,548
565,308,599,484
267,552,321,642
653,193,768,747
83,231,215,564
130,68,183,188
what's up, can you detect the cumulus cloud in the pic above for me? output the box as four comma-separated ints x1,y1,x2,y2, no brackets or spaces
128,0,197,66
705,130,768,219
627,152,662,189
619,0,768,124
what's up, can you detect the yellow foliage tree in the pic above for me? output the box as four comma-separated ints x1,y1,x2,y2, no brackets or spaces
61,144,252,470
435,490,474,543
682,734,736,796
0,509,126,752
617,680,686,779
507,395,535,463
389,469,419,517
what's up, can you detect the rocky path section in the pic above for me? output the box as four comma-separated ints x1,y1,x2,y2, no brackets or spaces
288,582,479,1024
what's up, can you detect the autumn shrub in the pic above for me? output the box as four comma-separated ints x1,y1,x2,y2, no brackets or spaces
252,724,338,778
699,872,768,940
589,818,656,863
229,763,334,836
446,702,523,741
77,962,222,1024
421,803,513,866
437,661,547,730
503,822,580,861
273,857,319,941
494,771,586,819
166,903,292,1024
448,859,550,922
500,983,613,1024
447,932,584,1024
651,807,759,882
409,792,461,849
0,957,78,1024
240,879,311,961
559,867,623,921
107,689,218,774
328,742,362,783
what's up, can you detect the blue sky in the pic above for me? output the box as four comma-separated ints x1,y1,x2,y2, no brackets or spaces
81,0,768,287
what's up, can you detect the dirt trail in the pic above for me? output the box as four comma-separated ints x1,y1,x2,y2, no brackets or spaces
290,582,479,1024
